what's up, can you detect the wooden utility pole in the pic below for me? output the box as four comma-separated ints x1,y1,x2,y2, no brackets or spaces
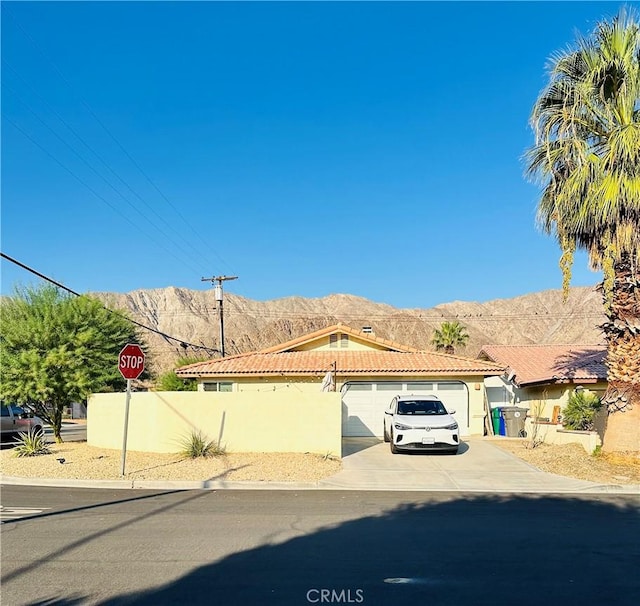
201,275,238,357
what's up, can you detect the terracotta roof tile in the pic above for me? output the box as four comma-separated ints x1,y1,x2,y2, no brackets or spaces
479,344,607,386
177,350,505,377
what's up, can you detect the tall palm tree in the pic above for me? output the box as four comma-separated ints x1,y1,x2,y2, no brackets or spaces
526,10,640,453
431,321,469,355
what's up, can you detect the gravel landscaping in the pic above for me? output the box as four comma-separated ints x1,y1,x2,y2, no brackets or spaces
493,440,640,485
2,436,639,487
0,441,342,483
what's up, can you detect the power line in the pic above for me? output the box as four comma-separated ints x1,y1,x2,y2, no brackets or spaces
2,114,205,276
2,67,215,275
3,7,235,277
0,252,219,356
137,307,605,322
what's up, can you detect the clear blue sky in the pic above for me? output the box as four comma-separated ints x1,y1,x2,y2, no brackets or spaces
1,1,629,309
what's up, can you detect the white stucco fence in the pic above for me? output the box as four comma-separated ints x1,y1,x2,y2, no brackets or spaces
524,418,602,453
88,391,343,456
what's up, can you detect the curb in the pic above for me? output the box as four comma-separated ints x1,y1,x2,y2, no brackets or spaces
0,475,320,491
2,474,638,495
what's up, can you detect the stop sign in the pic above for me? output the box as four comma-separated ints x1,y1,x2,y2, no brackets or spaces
118,343,145,380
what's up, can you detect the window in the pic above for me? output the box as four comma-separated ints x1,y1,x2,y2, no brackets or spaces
377,383,404,391
406,382,434,391
487,386,510,404
397,400,447,415
329,334,338,348
340,334,349,348
1,405,10,417
346,384,372,391
203,382,233,392
438,383,465,391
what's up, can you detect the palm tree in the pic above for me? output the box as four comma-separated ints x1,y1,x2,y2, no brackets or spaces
526,10,640,453
431,321,469,355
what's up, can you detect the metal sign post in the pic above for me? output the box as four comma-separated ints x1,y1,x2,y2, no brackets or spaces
118,344,145,477
121,378,132,476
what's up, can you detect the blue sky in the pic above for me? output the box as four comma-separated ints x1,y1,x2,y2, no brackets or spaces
1,1,631,309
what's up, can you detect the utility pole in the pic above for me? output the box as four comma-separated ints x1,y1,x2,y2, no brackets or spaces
201,275,238,357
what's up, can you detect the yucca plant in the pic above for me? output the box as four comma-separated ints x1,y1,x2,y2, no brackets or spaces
13,428,52,457
178,430,225,458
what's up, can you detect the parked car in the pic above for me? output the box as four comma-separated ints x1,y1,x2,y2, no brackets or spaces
384,395,459,454
0,403,45,440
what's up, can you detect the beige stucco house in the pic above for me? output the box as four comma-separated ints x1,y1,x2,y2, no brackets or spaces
177,324,505,438
479,344,608,418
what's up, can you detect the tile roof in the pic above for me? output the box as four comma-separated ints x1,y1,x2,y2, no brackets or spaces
257,323,418,353
478,344,607,386
177,350,505,377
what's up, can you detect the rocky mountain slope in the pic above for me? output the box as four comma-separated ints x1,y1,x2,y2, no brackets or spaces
94,285,606,375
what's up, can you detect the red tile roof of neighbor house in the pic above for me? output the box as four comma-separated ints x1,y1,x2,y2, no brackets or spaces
177,350,505,378
478,344,607,387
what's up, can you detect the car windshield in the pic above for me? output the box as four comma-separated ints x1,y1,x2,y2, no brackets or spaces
397,400,447,415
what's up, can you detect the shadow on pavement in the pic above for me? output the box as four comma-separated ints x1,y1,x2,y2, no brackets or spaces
341,437,382,456
91,494,638,606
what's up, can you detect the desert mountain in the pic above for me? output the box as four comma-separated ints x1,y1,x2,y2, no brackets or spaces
94,285,606,376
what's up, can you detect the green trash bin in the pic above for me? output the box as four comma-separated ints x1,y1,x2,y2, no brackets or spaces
491,407,501,435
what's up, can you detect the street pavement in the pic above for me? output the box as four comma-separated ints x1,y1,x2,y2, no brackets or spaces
1,486,638,606
1,435,638,494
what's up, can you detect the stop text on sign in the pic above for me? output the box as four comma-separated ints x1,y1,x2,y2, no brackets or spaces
120,355,144,369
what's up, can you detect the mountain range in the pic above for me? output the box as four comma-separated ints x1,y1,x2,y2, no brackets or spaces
94,285,606,375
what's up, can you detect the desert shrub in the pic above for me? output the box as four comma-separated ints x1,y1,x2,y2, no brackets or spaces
178,430,225,458
562,391,602,431
13,428,51,457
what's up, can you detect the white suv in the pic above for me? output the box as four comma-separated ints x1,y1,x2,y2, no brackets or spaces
384,395,459,454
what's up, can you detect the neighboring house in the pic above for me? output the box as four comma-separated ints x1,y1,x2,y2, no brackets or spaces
177,324,505,437
478,344,608,421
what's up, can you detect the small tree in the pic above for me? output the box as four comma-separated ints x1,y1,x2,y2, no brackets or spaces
431,321,469,354
156,356,205,391
0,284,142,442
563,391,603,431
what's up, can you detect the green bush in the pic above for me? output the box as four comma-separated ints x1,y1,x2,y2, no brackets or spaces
178,430,225,458
156,371,197,391
562,391,602,431
13,428,52,457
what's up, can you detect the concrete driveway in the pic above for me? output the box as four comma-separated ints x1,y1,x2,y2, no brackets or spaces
319,437,614,493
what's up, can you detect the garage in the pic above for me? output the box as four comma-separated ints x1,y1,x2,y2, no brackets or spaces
341,381,469,437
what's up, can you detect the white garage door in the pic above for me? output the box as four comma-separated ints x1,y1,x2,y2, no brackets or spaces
341,381,469,437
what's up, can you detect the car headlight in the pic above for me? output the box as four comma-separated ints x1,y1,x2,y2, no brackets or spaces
443,422,458,430
394,422,412,431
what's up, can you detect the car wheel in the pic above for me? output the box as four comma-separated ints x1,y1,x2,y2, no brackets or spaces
383,426,390,443
390,431,399,454
33,425,43,436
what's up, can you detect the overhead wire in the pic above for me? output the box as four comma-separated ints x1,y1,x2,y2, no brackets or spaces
2,63,217,275
2,115,208,277
3,6,235,277
138,307,605,322
0,252,220,356
2,84,213,276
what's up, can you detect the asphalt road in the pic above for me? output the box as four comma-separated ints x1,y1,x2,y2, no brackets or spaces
1,486,638,606
43,421,87,443
1,421,87,448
